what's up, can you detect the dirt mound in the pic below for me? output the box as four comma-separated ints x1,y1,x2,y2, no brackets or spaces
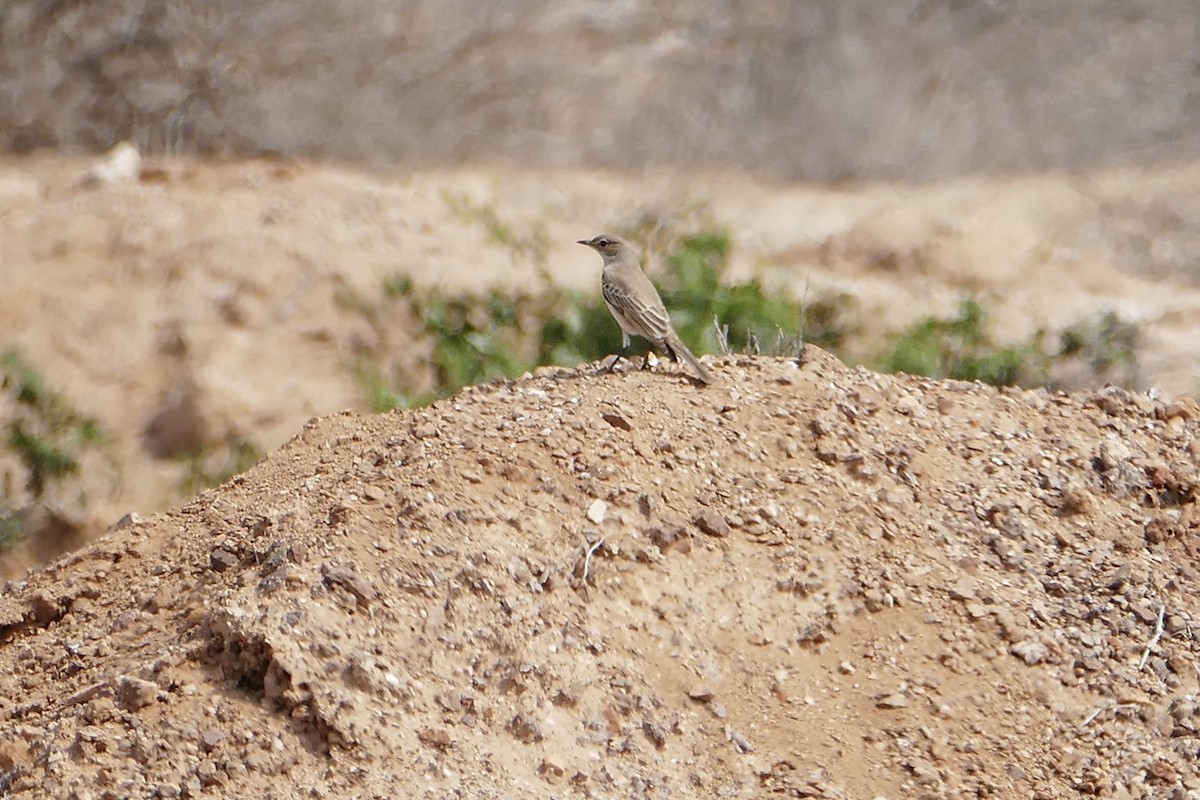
1,350,1198,798
6,152,1200,580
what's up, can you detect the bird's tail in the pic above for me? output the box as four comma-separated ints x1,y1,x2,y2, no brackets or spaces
664,331,712,384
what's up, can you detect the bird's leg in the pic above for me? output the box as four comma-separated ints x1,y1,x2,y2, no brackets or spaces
605,333,631,373
643,341,671,370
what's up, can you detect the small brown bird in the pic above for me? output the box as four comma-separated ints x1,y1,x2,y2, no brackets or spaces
578,234,711,384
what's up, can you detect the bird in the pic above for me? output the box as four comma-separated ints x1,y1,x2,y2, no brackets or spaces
577,234,712,384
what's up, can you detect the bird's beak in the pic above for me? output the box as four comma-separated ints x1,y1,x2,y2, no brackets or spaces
576,239,591,247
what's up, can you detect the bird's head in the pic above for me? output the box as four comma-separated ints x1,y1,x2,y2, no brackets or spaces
577,234,633,264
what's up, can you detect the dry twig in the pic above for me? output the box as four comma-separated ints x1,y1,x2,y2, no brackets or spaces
580,534,605,587
1137,602,1167,672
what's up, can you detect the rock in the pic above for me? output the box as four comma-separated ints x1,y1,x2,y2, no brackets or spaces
321,564,378,608
1132,602,1161,624
1159,399,1199,421
417,727,452,750
209,549,239,572
1010,640,1049,665
110,512,145,531
1106,563,1132,592
601,412,633,431
647,519,689,552
196,759,222,786
114,676,158,711
506,714,543,744
1146,759,1177,784
81,141,141,185
1060,484,1096,515
638,494,657,516
948,579,977,601
907,757,941,785
142,376,207,459
863,588,886,612
727,726,755,753
586,499,608,524
896,394,922,415
200,729,225,753
876,693,909,709
694,510,730,537
642,720,666,749
965,603,990,620
538,759,566,782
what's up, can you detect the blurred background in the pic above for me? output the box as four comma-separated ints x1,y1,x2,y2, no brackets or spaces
4,0,1200,180
3,0,1200,574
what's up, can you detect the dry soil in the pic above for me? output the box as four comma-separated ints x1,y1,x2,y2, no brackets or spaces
1,350,1200,798
2,152,1200,798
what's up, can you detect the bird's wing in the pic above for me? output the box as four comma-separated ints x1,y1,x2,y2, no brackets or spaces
603,271,673,342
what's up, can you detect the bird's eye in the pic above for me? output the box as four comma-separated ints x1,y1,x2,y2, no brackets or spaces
599,238,611,246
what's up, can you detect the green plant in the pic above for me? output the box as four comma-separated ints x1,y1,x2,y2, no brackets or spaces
410,288,534,388
798,290,858,353
536,291,624,367
368,225,862,404
542,231,835,363
356,363,429,412
179,439,263,496
660,232,804,355
0,507,27,552
0,347,106,553
1,348,104,497
1058,311,1139,381
878,298,1035,385
364,223,1145,405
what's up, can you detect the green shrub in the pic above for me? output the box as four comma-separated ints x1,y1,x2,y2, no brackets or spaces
356,363,428,412
878,298,1036,385
365,221,1140,405
407,288,537,388
1,348,104,497
537,289,623,367
1057,311,1139,383
179,439,263,496
0,507,27,552
876,300,1144,390
659,232,802,355
374,226,847,402
0,347,106,551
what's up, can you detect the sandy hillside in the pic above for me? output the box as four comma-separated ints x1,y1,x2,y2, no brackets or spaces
1,349,1199,798
3,152,1200,580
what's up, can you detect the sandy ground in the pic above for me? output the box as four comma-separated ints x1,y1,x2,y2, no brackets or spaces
1,351,1198,797
1,152,1200,796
